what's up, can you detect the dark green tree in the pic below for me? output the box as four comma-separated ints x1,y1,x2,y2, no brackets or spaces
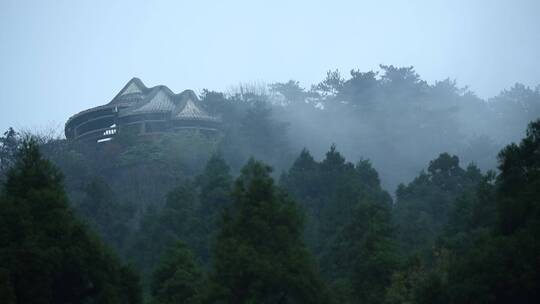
196,154,233,263
197,154,233,219
317,145,358,253
0,139,142,304
75,177,135,252
282,146,392,260
406,120,540,304
127,181,202,283
127,155,234,295
496,119,540,235
324,199,398,304
451,119,540,303
280,149,322,250
151,241,203,304
208,159,329,303
394,153,482,255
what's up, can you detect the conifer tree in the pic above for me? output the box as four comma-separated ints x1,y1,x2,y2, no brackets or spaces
151,241,203,304
197,154,232,225
0,139,142,304
324,199,398,304
208,159,329,303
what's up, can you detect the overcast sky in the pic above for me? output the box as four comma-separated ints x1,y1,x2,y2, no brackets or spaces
1,0,539,133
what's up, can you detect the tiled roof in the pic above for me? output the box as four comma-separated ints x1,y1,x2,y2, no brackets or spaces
66,78,221,131
110,78,147,101
121,88,176,116
121,82,143,95
173,99,219,121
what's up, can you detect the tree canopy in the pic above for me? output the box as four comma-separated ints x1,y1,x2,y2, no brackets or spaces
208,159,329,303
0,139,142,303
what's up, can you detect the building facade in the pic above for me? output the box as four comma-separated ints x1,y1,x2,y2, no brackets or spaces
65,78,221,142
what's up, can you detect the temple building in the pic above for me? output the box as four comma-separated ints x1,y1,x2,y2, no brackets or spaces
65,78,221,142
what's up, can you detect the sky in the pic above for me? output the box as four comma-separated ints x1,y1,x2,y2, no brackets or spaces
0,0,539,134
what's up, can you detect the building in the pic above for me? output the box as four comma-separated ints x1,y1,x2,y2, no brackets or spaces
65,78,221,142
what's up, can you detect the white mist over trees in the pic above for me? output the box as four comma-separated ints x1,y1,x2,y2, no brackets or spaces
1,72,539,302
269,66,540,190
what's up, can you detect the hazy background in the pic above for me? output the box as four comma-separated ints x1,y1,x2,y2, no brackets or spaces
0,0,539,133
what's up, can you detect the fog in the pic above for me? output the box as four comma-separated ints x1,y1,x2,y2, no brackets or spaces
2,1,540,303
1,0,539,133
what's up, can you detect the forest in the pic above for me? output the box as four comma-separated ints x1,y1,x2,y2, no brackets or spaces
1,66,540,303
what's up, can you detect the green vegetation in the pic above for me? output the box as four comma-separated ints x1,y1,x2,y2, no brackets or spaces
1,68,539,303
205,159,329,303
150,241,203,304
0,140,141,304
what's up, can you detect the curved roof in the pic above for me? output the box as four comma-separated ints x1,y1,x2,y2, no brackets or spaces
66,78,221,127
109,77,147,102
173,99,220,122
119,87,176,116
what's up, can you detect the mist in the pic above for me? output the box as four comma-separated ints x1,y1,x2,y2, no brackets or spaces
1,0,540,132
1,1,540,303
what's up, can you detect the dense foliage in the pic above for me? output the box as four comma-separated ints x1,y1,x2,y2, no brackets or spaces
150,241,203,304
393,153,483,256
0,140,142,303
1,66,539,303
207,159,329,303
273,66,540,189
